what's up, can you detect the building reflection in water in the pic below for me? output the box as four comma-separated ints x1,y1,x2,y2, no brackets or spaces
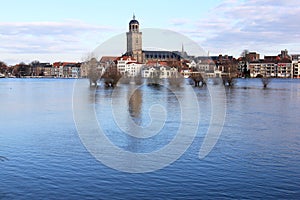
128,88,142,126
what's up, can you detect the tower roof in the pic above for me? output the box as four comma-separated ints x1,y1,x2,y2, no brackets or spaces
129,14,139,25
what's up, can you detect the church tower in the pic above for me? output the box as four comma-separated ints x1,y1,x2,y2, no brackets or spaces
126,14,143,63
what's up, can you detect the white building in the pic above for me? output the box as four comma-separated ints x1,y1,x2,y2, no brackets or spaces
142,65,178,78
58,66,64,77
116,56,143,77
249,62,277,78
277,62,292,78
291,54,300,78
292,61,300,78
71,66,80,78
249,60,292,78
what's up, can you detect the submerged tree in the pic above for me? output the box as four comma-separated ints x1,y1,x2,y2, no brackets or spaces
189,72,206,87
261,76,272,88
101,63,122,87
86,58,101,87
222,75,237,86
222,60,238,87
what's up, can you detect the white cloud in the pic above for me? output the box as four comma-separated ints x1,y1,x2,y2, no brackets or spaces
0,20,118,64
0,20,113,36
2,0,300,64
169,0,300,57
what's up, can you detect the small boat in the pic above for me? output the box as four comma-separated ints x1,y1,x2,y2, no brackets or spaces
0,73,6,78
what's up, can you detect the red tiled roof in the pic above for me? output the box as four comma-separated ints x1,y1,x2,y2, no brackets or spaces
52,62,61,67
116,56,137,61
62,62,76,67
52,62,81,67
100,56,118,63
159,61,168,66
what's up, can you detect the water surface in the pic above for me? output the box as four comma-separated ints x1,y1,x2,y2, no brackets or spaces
0,78,299,199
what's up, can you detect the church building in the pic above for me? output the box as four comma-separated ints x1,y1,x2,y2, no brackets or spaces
124,15,182,63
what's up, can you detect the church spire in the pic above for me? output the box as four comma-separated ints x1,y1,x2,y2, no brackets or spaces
133,13,135,20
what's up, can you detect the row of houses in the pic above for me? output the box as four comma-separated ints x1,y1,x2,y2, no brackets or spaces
8,57,229,79
246,50,300,78
114,56,179,78
249,60,293,78
4,49,300,79
6,62,81,78
112,50,300,79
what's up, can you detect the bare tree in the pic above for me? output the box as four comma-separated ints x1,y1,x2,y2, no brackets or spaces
12,62,31,77
86,58,101,87
261,76,271,88
187,66,207,87
222,76,237,86
241,50,249,61
0,61,8,74
222,60,238,87
189,72,206,87
29,60,40,76
240,49,251,78
101,62,122,87
30,60,40,66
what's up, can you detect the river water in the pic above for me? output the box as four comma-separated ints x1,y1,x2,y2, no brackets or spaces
0,78,299,199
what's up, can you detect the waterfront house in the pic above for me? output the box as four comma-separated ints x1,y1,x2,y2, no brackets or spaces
291,54,300,78
249,61,277,78
116,56,143,77
43,64,54,77
142,64,177,79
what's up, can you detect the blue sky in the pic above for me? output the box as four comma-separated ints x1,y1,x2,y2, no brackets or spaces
1,0,300,64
